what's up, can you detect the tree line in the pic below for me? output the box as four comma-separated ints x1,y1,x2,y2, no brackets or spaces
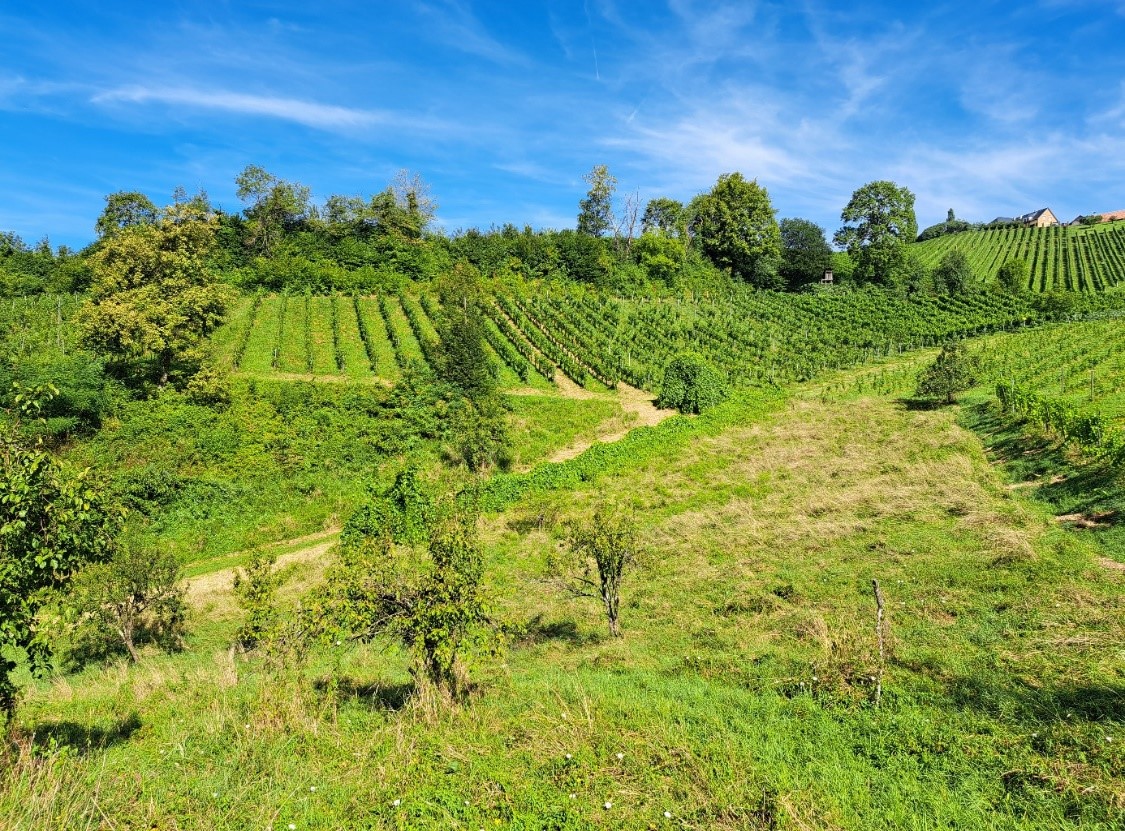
2,165,1032,299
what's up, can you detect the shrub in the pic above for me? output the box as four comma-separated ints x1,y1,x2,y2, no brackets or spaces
657,352,726,413
915,341,979,404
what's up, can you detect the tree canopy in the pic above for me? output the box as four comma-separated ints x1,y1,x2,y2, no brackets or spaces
834,180,917,286
77,202,233,385
779,218,833,288
692,173,782,289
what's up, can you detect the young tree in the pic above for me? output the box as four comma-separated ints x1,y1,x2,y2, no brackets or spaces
691,173,782,289
932,249,975,294
549,504,643,638
779,218,833,288
916,341,979,404
996,258,1029,294
76,202,234,385
68,542,186,664
319,493,499,704
232,549,285,651
0,386,120,716
577,165,617,237
834,180,917,286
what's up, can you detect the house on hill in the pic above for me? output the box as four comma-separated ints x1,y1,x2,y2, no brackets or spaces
1095,209,1125,223
1014,208,1059,228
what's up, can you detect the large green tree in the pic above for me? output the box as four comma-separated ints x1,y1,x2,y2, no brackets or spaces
779,218,833,289
577,165,617,237
77,202,233,385
834,180,917,286
1,387,120,716
692,173,782,289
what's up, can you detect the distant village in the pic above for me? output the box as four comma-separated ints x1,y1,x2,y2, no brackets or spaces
988,208,1125,228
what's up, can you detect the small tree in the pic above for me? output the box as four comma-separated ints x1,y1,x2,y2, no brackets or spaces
916,341,979,404
318,488,499,705
68,542,186,664
549,505,642,638
658,352,726,414
932,249,975,294
232,549,284,651
0,385,120,716
996,258,1029,294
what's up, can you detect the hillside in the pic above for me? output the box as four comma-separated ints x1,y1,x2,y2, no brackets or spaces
4,353,1123,829
909,222,1125,292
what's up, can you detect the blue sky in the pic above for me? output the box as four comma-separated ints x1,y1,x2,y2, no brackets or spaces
2,1,1124,250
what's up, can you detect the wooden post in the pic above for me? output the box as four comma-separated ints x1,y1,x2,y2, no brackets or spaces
872,578,885,707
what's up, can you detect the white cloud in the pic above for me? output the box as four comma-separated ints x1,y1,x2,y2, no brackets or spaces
92,86,379,129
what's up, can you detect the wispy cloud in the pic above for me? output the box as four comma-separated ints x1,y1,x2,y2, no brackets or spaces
415,1,527,65
91,86,439,132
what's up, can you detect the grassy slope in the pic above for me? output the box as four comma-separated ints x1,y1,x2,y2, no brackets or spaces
6,369,1123,829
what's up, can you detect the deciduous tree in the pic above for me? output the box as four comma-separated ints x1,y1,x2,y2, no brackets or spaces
0,386,120,716
834,180,917,286
779,218,833,289
691,173,782,289
77,202,233,386
577,165,617,238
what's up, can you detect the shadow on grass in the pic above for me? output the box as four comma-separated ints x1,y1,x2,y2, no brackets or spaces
961,400,1124,538
898,396,947,411
29,711,142,754
517,614,600,647
313,677,414,711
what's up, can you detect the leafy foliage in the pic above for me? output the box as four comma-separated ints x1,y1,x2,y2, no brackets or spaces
77,202,234,386
835,180,918,286
577,165,617,238
66,541,186,664
658,352,726,414
692,173,782,289
932,249,975,294
779,218,833,288
548,504,643,637
321,494,500,704
996,258,1029,294
0,385,120,715
915,341,979,404
232,549,284,652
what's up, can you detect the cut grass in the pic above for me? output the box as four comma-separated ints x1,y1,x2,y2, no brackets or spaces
8,372,1124,829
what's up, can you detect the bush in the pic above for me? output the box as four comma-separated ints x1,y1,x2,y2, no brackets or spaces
915,341,979,404
657,352,726,414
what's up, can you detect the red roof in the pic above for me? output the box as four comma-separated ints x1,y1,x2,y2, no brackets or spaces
1095,210,1125,222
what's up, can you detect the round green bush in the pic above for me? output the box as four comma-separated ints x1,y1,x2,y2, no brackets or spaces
657,352,726,414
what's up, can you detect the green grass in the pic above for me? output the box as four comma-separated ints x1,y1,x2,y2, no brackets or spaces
333,296,373,379
8,358,1124,829
909,222,1125,292
355,297,400,381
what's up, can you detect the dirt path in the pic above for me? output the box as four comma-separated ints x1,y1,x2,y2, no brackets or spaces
185,537,339,610
547,381,678,463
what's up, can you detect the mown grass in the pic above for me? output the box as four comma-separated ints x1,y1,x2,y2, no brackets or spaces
7,369,1123,829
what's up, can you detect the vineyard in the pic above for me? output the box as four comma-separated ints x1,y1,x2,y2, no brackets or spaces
909,221,1125,292
214,286,1053,394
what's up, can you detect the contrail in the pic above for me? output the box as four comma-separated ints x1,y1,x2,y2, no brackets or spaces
584,0,600,81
